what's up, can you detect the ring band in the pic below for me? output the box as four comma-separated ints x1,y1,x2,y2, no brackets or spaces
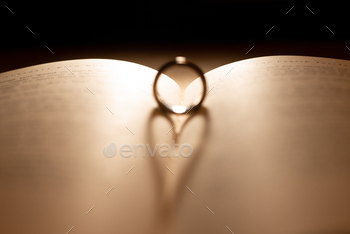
153,56,207,114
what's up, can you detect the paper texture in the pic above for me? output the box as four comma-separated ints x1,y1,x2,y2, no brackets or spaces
1,56,350,234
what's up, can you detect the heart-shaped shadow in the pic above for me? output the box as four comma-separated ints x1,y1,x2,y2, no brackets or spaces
145,106,210,233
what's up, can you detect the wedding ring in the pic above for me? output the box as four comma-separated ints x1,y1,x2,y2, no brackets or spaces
153,56,207,114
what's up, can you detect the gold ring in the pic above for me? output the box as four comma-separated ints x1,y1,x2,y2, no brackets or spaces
153,56,207,114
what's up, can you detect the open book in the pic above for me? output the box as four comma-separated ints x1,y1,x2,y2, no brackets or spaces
1,55,350,234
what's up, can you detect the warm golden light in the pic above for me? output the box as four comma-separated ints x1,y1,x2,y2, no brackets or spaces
175,56,186,64
172,105,186,113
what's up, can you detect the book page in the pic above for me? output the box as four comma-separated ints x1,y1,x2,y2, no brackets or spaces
173,55,350,234
0,59,183,234
2,56,350,234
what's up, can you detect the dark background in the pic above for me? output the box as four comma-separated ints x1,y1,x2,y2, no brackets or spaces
1,0,350,73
